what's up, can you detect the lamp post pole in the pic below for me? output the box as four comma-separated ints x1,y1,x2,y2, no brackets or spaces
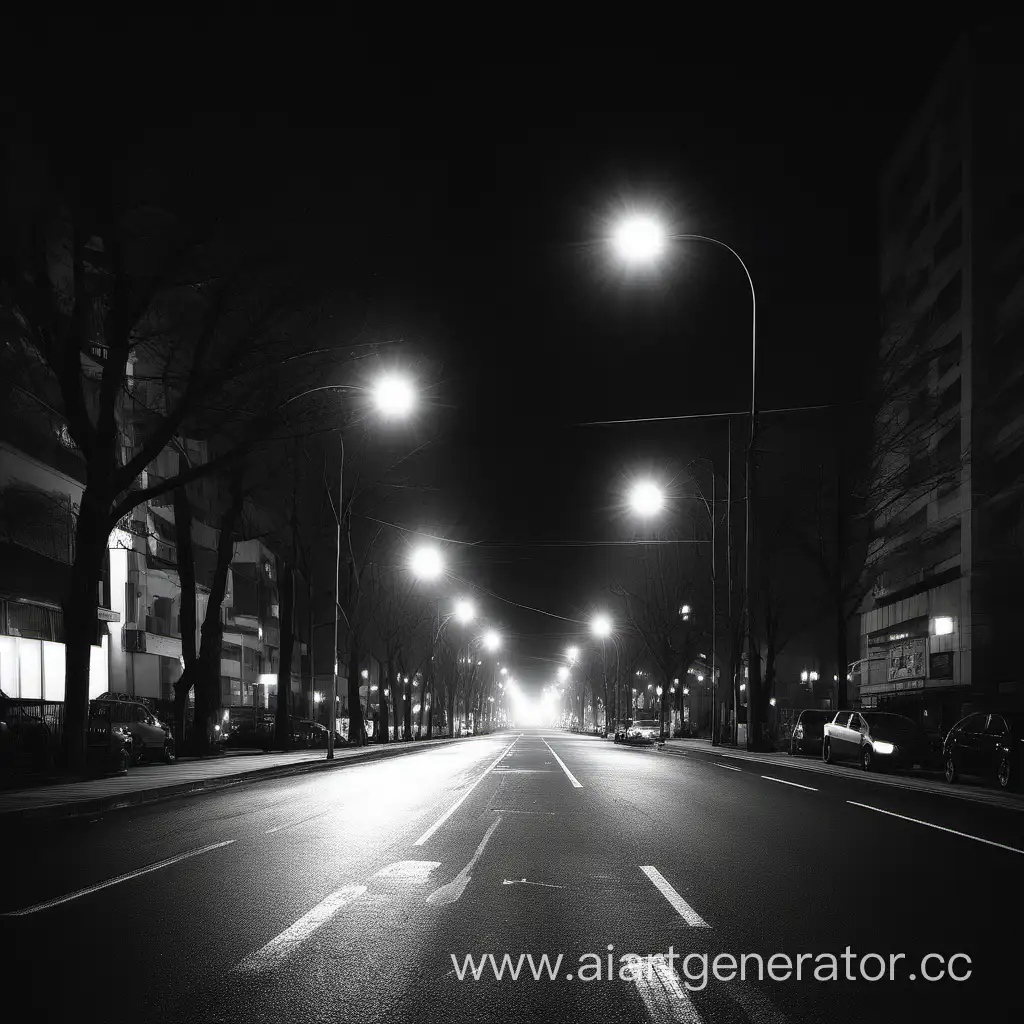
327,433,343,760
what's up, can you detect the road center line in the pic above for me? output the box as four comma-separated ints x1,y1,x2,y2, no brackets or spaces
711,762,743,772
542,737,583,788
640,866,709,927
414,735,520,846
234,885,367,971
761,775,818,792
847,801,1024,855
3,840,236,917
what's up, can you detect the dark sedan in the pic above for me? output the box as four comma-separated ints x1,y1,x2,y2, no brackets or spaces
943,711,1024,790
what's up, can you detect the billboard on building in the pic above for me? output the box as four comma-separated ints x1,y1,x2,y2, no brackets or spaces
887,639,927,682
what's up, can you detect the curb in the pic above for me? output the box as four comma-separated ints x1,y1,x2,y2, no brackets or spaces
1,737,465,823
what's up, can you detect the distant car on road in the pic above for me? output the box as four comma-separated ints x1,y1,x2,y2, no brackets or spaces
943,711,1024,790
613,718,658,744
91,693,174,764
822,711,934,771
789,709,831,756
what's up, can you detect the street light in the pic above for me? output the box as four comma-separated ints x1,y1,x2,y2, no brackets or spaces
610,212,757,749
371,374,416,418
557,666,570,682
590,614,612,638
482,629,501,652
566,645,579,663
628,479,665,517
454,598,476,625
410,545,444,582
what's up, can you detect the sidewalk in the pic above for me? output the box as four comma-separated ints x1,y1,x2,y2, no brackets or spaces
0,737,462,822
654,737,1024,812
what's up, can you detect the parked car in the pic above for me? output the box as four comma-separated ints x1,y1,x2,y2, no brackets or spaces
613,718,658,744
789,709,832,756
822,711,935,771
943,711,1024,790
90,693,175,764
86,702,133,774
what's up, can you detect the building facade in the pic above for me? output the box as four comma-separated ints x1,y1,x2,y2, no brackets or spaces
858,29,1024,732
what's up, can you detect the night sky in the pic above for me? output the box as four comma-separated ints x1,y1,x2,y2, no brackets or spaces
6,19,966,687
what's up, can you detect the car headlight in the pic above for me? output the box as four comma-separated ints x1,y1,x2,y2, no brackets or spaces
873,741,896,755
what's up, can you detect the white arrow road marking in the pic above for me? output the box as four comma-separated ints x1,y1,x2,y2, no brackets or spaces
373,860,441,882
760,775,818,792
3,840,236,917
632,954,703,1023
414,735,520,846
425,816,502,907
234,885,367,972
848,801,1024,855
542,737,583,788
640,867,709,927
501,878,565,889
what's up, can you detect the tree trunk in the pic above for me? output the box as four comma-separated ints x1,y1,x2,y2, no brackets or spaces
275,561,294,750
62,492,109,772
190,483,242,755
346,630,365,745
835,465,848,710
402,665,413,740
173,487,197,751
380,654,393,744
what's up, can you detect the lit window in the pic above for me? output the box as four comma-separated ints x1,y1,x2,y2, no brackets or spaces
933,616,954,636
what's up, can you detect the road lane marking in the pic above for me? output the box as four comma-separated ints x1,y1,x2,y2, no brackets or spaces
234,885,367,971
639,866,709,927
414,735,520,846
501,878,564,888
848,801,1024,855
761,775,818,792
373,860,441,882
3,840,236,917
542,737,583,788
426,816,502,906
712,762,742,772
632,953,703,1023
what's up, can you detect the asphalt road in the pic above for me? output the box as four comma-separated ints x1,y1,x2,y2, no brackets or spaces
3,731,1023,1023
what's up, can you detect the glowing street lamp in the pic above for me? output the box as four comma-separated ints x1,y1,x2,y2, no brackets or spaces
566,645,580,664
454,598,476,625
482,629,501,652
371,373,416,418
410,544,444,581
628,479,665,517
590,614,612,638
611,214,668,265
557,666,570,682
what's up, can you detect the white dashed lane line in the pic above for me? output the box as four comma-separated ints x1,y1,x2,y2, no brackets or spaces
639,866,710,927
542,737,583,788
3,840,236,917
234,885,367,972
760,775,818,792
847,801,1024,856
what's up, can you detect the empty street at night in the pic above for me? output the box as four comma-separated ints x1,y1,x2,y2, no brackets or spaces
4,733,1023,1022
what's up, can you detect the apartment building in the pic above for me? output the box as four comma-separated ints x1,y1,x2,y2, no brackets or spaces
858,28,1024,732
